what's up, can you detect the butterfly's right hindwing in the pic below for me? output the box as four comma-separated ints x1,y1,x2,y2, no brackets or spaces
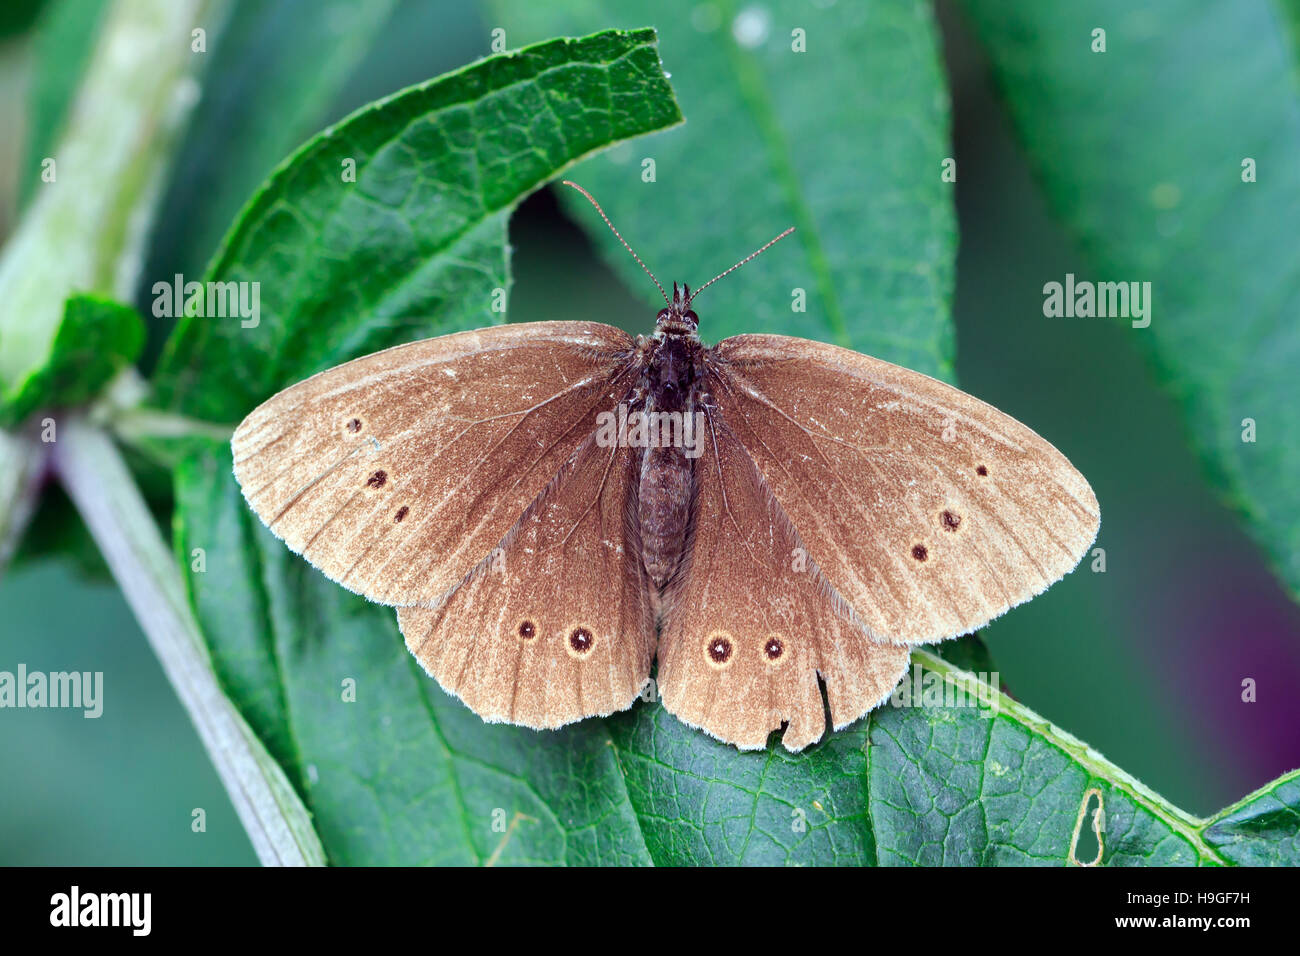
656,408,912,750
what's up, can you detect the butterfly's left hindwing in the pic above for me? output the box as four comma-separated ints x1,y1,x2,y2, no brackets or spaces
398,434,655,729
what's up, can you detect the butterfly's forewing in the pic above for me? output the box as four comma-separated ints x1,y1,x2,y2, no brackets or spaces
397,433,654,728
232,322,636,607
709,334,1100,645
656,410,911,750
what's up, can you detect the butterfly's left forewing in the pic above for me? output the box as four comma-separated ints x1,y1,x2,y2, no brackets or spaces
656,409,911,751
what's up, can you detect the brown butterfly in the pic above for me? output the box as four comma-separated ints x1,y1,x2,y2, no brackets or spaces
231,181,1099,751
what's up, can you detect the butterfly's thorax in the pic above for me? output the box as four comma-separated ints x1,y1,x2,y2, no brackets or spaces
637,320,705,593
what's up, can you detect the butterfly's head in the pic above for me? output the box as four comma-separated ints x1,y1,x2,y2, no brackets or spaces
656,282,700,336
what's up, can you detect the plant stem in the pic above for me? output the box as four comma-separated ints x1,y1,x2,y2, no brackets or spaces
52,417,326,866
0,426,47,578
0,0,221,404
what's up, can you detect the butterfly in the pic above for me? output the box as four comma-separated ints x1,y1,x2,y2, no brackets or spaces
231,181,1099,751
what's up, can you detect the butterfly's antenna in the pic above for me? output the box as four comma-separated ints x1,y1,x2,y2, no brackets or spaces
688,227,796,304
561,180,670,306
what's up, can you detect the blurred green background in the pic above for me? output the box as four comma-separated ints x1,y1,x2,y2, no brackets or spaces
1,0,1297,864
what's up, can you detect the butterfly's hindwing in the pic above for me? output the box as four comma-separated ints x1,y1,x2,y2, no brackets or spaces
656,407,911,751
397,432,654,729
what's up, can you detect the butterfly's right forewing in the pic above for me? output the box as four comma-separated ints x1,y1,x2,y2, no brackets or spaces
232,321,636,608
709,334,1100,646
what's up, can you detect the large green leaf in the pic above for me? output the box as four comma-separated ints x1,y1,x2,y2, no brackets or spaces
958,0,1300,597
151,27,682,422
491,0,957,380
174,450,1278,865
159,23,1297,864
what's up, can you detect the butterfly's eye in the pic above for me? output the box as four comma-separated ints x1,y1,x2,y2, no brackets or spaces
683,310,698,325
655,308,673,323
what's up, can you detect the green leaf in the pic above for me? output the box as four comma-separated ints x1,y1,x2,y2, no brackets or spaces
4,293,144,423
158,22,1298,864
168,461,1277,865
150,27,684,422
958,0,1300,597
1203,769,1300,865
867,653,1203,866
490,0,957,380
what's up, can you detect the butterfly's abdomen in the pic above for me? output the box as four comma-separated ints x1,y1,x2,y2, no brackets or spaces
637,332,704,591
639,445,694,590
